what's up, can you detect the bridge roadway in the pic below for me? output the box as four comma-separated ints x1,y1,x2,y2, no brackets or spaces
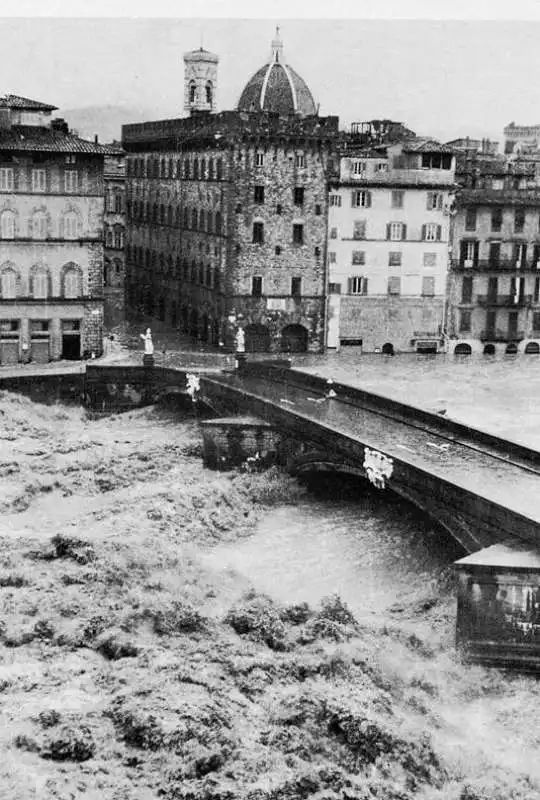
201,364,540,553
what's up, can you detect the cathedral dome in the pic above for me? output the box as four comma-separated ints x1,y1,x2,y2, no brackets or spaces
237,30,317,117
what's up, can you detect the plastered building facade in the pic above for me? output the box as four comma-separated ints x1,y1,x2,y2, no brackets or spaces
327,136,456,353
0,95,116,364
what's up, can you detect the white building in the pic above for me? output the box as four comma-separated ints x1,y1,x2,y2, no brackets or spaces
326,137,456,354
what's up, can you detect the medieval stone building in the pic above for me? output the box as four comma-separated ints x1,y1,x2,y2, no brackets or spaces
103,149,126,326
122,32,338,352
0,94,116,364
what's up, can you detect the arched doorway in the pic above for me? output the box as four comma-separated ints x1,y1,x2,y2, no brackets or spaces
525,341,540,354
244,323,271,353
382,342,394,355
483,344,496,356
454,343,472,356
280,324,308,353
505,343,518,355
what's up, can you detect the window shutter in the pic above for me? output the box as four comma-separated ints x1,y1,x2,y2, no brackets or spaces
386,223,391,240
351,192,356,208
364,278,368,295
366,191,372,208
437,195,443,210
474,241,480,264
401,224,407,241
436,225,442,241
421,224,426,241
347,277,353,294
459,241,467,264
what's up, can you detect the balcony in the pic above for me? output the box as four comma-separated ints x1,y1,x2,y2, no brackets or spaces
476,294,532,308
452,259,539,272
479,329,525,342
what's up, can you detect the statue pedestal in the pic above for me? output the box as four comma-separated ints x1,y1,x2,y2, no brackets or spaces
143,354,155,368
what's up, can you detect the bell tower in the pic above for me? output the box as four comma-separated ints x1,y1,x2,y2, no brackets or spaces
183,47,219,115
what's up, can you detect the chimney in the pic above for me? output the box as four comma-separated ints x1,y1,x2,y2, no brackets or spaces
94,134,98,144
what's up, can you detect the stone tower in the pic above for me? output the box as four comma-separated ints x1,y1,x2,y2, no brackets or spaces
183,47,219,114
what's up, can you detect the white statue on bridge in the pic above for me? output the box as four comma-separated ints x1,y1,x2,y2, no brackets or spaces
140,328,154,355
235,327,245,353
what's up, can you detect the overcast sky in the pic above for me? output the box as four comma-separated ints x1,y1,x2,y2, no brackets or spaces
0,16,538,143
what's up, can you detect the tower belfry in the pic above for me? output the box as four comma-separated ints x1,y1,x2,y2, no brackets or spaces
183,46,219,115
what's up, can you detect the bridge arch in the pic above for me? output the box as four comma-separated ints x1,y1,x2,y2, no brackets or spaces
382,342,394,356
454,343,472,356
483,343,496,356
525,341,540,354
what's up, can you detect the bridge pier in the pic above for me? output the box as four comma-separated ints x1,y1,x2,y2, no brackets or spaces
455,540,540,671
200,416,282,470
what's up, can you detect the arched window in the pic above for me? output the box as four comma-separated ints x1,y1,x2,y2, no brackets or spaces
113,226,123,249
207,210,213,233
168,158,174,178
160,204,165,224
215,211,222,234
32,211,48,240
201,158,206,179
199,209,205,231
114,192,123,213
216,159,223,180
64,268,81,299
0,269,17,298
189,81,196,104
208,159,214,180
32,270,49,299
184,160,190,180
193,159,199,180
1,210,15,239
206,81,213,105
113,259,122,275
167,206,173,226
63,212,78,240
160,158,166,178
191,209,198,229
105,225,113,248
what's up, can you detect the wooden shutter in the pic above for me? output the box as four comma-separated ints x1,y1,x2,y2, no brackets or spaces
386,223,391,240
459,240,468,265
347,277,353,294
401,224,407,241
363,278,369,295
437,194,443,210
436,225,442,241
473,241,480,265
421,224,426,241
366,191,372,208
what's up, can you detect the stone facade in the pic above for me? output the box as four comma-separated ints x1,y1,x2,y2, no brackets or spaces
327,135,455,353
123,112,338,353
103,151,126,327
447,152,540,356
0,97,115,364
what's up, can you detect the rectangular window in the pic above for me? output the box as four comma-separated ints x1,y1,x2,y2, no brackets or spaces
422,276,436,296
329,194,342,207
391,190,404,209
461,275,473,303
534,311,540,331
255,152,264,167
329,252,336,263
427,192,443,211
32,169,46,192
295,154,305,167
535,277,540,303
387,221,405,241
421,153,452,170
422,223,441,241
352,160,367,175
515,208,526,233
489,242,501,266
459,310,471,332
465,207,477,231
292,224,304,245
515,243,527,266
353,220,367,240
352,250,365,265
423,252,437,268
349,276,368,295
291,277,302,296
294,187,305,206
387,275,401,295
491,208,503,232
351,190,371,208
251,276,262,296
64,170,78,193
254,185,265,204
0,168,14,191
330,227,338,239
252,221,264,244
388,251,402,267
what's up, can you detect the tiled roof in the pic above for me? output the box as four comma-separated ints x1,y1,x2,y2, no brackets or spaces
0,94,58,111
402,138,454,154
0,126,121,155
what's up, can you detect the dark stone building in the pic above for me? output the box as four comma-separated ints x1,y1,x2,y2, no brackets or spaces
122,33,338,352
